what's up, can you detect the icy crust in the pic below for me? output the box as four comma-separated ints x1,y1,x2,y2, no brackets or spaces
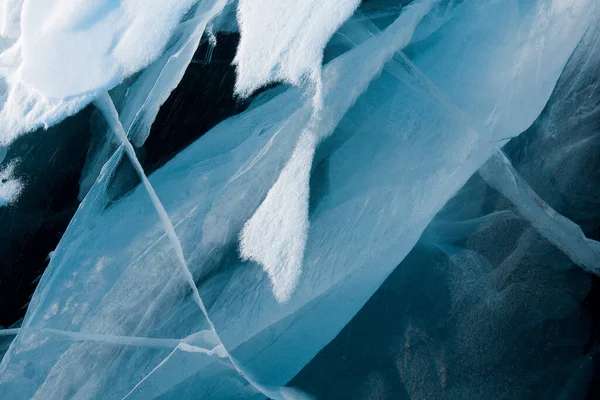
0,0,596,398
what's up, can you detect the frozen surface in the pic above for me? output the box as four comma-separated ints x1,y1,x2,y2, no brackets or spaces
19,0,196,98
0,0,598,398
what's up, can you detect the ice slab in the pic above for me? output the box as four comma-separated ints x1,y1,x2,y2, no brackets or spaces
19,0,196,99
480,151,600,274
0,0,229,146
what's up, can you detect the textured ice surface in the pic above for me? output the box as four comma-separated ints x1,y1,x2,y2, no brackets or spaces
480,152,600,274
93,92,304,399
0,0,599,398
290,10,600,394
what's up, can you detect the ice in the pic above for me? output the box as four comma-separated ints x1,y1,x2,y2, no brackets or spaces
504,14,600,235
0,0,597,398
290,45,600,392
349,3,600,274
94,92,306,400
93,92,207,313
240,131,316,303
238,0,434,303
0,327,184,349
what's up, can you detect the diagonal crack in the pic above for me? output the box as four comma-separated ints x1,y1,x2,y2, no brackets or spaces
94,93,293,400
348,17,600,274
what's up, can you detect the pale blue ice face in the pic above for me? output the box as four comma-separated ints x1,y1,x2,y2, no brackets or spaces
0,0,599,399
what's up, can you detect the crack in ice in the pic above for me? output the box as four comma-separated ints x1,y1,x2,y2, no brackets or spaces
351,19,600,274
94,93,300,400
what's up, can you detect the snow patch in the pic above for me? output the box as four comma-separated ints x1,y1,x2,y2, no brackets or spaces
240,131,317,303
19,0,198,99
0,160,22,207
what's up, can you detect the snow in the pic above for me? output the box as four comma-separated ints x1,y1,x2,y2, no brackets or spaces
240,131,316,303
233,0,361,102
19,0,197,99
0,82,93,146
0,0,23,40
0,0,228,145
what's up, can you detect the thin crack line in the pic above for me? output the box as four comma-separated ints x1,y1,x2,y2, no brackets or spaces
94,93,282,400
